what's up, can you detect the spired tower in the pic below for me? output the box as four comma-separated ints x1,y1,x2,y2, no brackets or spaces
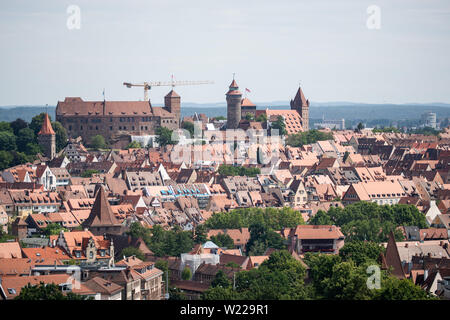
164,89,181,127
37,113,56,160
226,78,242,129
290,87,310,131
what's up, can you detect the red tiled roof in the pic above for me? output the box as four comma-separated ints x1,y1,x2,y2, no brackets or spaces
38,113,55,135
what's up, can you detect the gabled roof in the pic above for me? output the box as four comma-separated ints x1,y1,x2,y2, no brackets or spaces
165,90,180,98
38,113,55,135
291,87,308,108
82,186,120,228
384,231,406,279
241,97,256,107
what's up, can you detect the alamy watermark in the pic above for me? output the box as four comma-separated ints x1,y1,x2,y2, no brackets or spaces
66,5,81,30
366,5,381,30
366,265,381,289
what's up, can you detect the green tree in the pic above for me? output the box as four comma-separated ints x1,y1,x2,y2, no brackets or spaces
286,129,333,147
121,246,145,261
210,233,235,249
30,113,49,135
357,122,364,131
246,222,285,255
205,207,304,230
52,121,68,152
339,241,385,266
211,270,231,288
90,134,107,150
15,282,90,300
202,286,240,300
10,118,28,136
245,113,254,121
181,266,192,280
194,224,208,244
0,150,14,170
155,259,169,274
168,287,186,300
0,121,13,133
374,276,436,300
309,202,425,243
181,121,195,137
10,151,32,167
271,116,287,136
126,140,142,149
80,169,100,178
235,250,309,300
16,127,35,153
256,113,267,122
0,131,17,151
156,127,177,146
43,223,68,236
321,260,373,300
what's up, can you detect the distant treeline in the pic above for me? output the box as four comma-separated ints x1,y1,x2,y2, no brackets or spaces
1,103,449,125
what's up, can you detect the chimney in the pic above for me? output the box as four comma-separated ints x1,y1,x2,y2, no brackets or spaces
424,269,429,281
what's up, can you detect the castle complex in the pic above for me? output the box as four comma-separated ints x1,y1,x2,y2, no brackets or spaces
225,77,309,133
55,78,310,148
55,90,181,147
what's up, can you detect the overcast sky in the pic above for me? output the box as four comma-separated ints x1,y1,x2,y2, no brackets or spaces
1,0,449,106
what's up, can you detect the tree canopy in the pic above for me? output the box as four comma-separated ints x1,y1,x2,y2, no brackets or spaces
286,129,333,147
128,223,194,257
309,202,427,242
156,127,177,146
15,282,90,300
205,207,305,230
217,164,260,177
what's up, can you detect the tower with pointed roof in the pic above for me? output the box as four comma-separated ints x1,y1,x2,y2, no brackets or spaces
226,78,242,129
37,113,56,160
82,185,122,236
290,87,310,131
164,89,181,127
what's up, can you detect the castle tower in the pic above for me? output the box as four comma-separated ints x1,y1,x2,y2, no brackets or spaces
37,113,56,160
290,87,310,131
226,78,242,129
164,89,181,127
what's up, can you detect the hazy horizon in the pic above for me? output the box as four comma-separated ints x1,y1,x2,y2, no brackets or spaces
1,0,450,105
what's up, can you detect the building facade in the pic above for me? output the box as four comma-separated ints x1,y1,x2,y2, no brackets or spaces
56,93,180,146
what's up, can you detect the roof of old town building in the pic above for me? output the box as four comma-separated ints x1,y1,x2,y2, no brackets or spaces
38,113,55,135
82,186,121,228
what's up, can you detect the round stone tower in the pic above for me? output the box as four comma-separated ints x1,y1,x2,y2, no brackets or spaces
226,79,242,129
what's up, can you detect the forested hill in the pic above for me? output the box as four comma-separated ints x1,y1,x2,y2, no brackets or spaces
1,102,450,122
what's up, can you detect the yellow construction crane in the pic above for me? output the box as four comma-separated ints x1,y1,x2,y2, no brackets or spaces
123,76,214,101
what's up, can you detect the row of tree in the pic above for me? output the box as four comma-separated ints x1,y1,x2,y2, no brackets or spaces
309,202,428,242
205,207,305,231
0,114,67,170
286,129,333,147
217,164,261,177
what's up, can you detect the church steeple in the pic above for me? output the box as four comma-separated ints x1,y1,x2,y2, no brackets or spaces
290,86,309,131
